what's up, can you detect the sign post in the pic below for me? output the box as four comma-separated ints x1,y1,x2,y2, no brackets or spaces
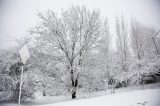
18,45,30,106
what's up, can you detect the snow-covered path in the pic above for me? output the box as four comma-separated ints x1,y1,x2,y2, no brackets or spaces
3,89,160,106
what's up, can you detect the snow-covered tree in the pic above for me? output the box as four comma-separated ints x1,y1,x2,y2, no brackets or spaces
30,6,102,99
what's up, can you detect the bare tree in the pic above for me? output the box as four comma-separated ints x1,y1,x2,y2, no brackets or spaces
130,19,145,60
30,6,102,99
115,16,129,63
150,30,160,55
130,19,160,60
97,18,110,70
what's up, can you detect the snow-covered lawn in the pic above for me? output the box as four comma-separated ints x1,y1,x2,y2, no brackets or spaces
2,88,160,106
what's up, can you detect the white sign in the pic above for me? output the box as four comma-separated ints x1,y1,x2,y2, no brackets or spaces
19,45,30,64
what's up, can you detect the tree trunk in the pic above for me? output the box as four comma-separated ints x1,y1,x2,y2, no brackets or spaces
70,69,79,99
43,89,46,96
152,37,159,55
71,69,76,99
72,90,76,99
72,78,78,99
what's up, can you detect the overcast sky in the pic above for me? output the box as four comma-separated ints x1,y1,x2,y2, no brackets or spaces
0,0,160,49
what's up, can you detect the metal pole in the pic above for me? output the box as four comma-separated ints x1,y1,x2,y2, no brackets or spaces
18,65,24,106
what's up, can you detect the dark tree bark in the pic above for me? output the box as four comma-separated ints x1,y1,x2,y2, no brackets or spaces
73,78,78,99
72,90,76,99
70,69,76,99
70,69,79,99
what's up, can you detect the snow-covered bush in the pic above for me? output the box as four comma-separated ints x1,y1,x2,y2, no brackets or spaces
0,75,15,103
126,57,160,86
0,48,36,103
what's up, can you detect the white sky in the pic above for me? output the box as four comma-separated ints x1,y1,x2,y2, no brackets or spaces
0,0,160,49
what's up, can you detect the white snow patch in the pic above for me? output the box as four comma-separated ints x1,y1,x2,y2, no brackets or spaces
2,89,160,106
20,89,160,106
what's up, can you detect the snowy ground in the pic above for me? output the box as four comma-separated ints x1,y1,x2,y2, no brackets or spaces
2,88,160,106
